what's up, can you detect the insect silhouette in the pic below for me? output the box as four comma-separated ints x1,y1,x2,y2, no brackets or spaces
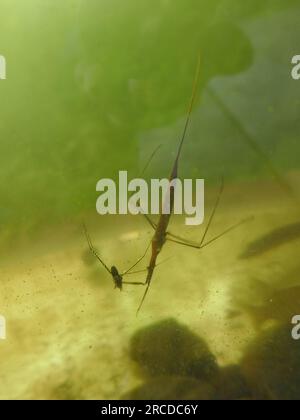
83,224,149,290
136,57,251,314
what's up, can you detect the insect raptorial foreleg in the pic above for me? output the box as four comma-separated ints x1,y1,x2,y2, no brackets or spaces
143,214,157,230
122,241,151,276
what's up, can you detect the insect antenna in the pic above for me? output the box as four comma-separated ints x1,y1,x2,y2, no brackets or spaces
83,223,111,274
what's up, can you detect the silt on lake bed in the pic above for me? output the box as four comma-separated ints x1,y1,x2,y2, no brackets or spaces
0,0,299,401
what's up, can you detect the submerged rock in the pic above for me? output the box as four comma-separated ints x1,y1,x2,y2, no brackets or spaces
122,375,215,400
246,286,300,328
241,323,300,400
130,318,219,381
240,222,300,259
213,365,253,400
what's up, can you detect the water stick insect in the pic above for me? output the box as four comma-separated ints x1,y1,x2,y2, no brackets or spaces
137,58,251,314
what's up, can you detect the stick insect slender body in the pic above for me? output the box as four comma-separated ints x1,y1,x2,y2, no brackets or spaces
137,58,251,313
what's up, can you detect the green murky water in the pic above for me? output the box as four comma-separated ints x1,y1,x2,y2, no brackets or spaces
0,0,300,400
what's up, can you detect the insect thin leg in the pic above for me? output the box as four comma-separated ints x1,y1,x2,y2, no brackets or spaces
122,281,146,286
124,256,172,278
199,177,224,248
167,238,200,249
143,214,157,230
83,223,111,274
166,179,224,246
167,217,253,249
123,268,148,276
199,217,254,249
122,242,151,276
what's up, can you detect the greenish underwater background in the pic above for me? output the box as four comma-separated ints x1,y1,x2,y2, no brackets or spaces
0,0,299,239
0,0,300,401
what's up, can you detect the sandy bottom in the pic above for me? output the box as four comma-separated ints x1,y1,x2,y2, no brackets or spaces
0,175,299,399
